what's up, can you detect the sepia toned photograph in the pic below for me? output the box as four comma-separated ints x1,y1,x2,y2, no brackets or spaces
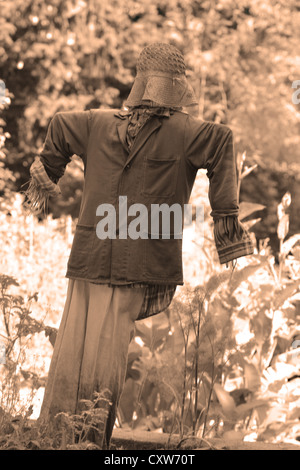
0,0,300,455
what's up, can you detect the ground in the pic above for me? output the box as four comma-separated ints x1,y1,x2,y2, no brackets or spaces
111,428,300,451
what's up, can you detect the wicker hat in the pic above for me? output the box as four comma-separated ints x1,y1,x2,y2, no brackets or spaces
124,43,197,108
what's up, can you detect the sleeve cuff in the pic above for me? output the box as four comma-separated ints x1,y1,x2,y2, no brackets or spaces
30,156,61,197
213,215,255,264
23,157,61,215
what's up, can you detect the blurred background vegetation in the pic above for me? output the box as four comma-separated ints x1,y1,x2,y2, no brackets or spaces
0,0,300,250
0,0,300,449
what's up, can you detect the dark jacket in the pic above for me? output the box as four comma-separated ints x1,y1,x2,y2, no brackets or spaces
39,108,253,286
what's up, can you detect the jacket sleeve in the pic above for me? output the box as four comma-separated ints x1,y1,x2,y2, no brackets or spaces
23,110,92,215
184,117,254,264
39,110,92,182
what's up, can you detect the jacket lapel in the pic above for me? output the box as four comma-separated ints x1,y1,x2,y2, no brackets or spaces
123,117,162,168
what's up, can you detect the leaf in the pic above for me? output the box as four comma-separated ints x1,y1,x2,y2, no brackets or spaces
239,201,266,220
135,316,170,351
281,234,300,256
204,271,231,299
28,292,39,302
0,274,19,286
165,323,185,356
292,246,300,260
228,260,267,294
45,327,58,347
281,192,291,210
236,151,246,174
250,308,273,345
28,440,41,450
273,280,300,310
236,399,270,418
242,217,261,230
128,359,143,381
127,346,142,364
277,214,289,241
243,362,261,391
126,346,143,381
213,383,237,418
229,388,252,406
240,163,258,179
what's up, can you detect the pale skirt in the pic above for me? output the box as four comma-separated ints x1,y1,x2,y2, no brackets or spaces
38,279,146,447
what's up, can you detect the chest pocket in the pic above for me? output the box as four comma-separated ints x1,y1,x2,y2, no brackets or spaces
142,155,180,198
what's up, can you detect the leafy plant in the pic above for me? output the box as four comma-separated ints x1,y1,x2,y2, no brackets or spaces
53,390,112,450
119,157,300,446
0,390,112,450
0,274,57,421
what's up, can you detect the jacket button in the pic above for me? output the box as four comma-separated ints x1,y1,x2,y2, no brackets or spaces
125,164,130,170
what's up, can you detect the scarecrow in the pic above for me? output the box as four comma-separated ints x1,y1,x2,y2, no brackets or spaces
25,43,254,448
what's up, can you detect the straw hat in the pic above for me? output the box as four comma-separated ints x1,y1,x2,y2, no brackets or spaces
124,43,197,108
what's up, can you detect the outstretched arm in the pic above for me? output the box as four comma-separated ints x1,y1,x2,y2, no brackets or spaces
25,110,91,214
184,118,254,264
39,110,92,181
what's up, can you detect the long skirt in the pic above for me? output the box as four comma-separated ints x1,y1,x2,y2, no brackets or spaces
38,279,146,448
